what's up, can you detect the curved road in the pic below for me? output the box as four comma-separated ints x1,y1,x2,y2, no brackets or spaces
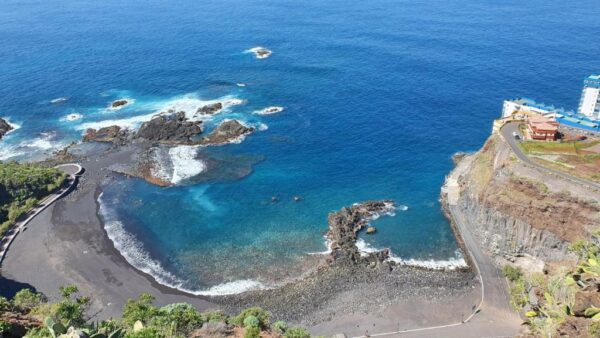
0,163,82,264
501,122,600,190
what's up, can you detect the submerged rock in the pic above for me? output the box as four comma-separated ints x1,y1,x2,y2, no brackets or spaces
199,120,254,145
0,118,14,140
135,111,203,144
366,226,377,234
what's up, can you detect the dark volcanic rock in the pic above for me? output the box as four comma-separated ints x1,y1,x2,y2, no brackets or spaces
0,118,14,140
111,99,129,108
195,102,223,116
135,111,203,144
199,120,254,145
83,125,129,144
326,200,395,266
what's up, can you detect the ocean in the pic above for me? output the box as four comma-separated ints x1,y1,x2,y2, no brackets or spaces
1,0,599,294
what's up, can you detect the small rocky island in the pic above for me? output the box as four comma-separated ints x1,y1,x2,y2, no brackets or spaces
110,99,129,108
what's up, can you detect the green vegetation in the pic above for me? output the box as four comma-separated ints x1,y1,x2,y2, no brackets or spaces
0,161,65,235
519,140,599,155
505,231,600,337
0,286,309,338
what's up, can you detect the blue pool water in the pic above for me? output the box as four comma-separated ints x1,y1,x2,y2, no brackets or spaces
1,0,599,294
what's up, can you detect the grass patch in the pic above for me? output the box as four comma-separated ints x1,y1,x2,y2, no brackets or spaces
519,140,600,155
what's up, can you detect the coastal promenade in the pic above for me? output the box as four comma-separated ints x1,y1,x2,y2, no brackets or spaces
0,163,83,265
501,122,600,191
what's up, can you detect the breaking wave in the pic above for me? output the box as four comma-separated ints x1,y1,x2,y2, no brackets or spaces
254,106,284,115
99,192,266,296
356,239,467,270
61,113,83,122
0,131,65,161
76,94,245,132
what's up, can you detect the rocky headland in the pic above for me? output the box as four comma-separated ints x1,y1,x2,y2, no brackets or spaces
0,118,14,140
442,131,600,337
442,134,600,263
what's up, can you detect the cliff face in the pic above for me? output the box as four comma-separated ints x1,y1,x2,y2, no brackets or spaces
444,134,600,262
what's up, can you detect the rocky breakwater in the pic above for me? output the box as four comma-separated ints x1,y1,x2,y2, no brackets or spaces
0,118,14,140
442,133,600,265
326,200,395,268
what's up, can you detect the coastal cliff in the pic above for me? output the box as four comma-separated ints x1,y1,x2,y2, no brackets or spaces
442,134,600,264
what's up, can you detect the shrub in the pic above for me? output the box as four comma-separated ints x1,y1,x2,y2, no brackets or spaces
284,327,310,338
159,302,204,332
12,289,44,311
204,310,227,324
243,315,260,328
124,327,159,338
0,296,11,311
244,326,261,338
54,285,89,326
502,265,523,282
272,320,288,334
122,293,158,327
233,307,271,328
0,320,11,334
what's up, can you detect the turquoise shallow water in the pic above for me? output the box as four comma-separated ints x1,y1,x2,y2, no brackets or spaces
1,0,599,293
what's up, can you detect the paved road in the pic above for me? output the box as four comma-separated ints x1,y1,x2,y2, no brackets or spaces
0,163,82,264
501,122,600,190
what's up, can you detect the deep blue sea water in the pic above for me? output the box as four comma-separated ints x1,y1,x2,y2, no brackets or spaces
1,0,599,294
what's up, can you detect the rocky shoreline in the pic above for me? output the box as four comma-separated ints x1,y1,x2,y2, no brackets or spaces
0,117,15,140
214,201,476,327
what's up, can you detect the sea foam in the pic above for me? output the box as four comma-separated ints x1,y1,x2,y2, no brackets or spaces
99,192,266,296
76,94,245,132
169,145,206,184
254,106,284,116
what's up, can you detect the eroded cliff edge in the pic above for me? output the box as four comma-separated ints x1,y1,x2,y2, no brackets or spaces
442,133,600,266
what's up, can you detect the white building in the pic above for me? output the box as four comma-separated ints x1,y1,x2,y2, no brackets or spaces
578,75,600,119
501,98,559,118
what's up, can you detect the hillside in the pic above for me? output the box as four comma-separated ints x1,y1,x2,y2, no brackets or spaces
0,162,66,235
443,131,600,336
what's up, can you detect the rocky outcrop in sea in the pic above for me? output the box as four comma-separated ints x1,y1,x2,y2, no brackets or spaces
326,200,395,267
135,111,203,144
0,118,14,140
198,120,254,145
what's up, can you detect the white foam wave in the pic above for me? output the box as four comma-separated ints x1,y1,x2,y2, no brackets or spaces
0,131,64,161
51,97,68,104
398,205,409,211
308,236,333,255
61,113,83,122
356,238,467,270
389,250,468,270
169,145,206,184
77,113,153,131
198,280,266,296
236,83,246,87
99,193,266,296
254,106,284,116
77,94,245,132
